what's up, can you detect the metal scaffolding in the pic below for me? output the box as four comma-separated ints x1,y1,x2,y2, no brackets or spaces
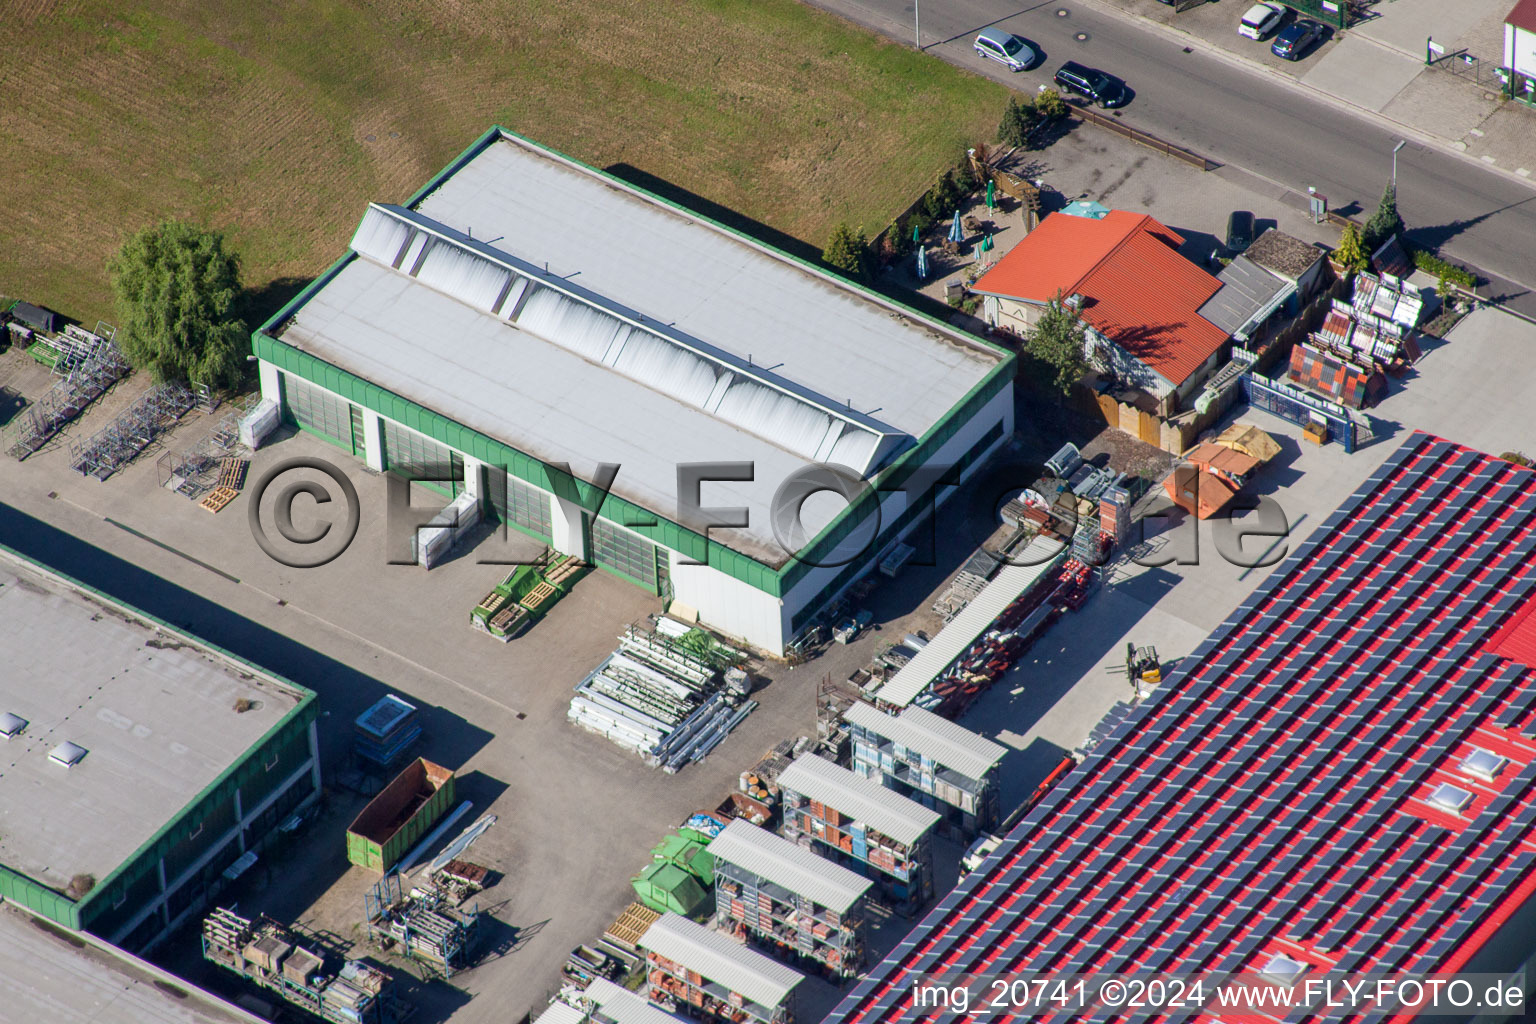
365,872,482,978
69,381,195,480
3,333,129,460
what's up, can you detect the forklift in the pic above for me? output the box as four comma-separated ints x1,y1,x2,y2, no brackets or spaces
1126,642,1161,698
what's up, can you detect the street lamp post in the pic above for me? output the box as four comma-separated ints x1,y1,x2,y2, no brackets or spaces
915,0,920,49
1392,139,1406,189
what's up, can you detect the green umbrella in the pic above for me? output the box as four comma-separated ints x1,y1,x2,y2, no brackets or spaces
986,180,996,211
912,222,921,244
981,233,994,254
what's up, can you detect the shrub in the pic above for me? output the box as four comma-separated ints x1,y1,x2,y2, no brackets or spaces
1331,224,1368,274
998,96,1039,148
1034,87,1068,121
1410,249,1476,290
822,221,869,278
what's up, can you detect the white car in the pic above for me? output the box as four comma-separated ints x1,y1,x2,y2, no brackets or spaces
1238,2,1286,40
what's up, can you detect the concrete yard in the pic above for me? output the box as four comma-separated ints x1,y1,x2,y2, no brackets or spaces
0,302,1531,1023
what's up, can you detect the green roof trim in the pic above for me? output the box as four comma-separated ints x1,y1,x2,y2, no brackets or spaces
0,542,318,933
252,124,1018,599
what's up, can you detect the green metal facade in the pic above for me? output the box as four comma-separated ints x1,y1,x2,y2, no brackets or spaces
0,544,319,946
254,125,1017,604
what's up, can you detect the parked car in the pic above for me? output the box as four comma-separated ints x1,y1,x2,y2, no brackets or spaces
1053,61,1129,108
974,27,1038,71
1271,19,1325,59
1238,2,1286,40
1226,210,1256,253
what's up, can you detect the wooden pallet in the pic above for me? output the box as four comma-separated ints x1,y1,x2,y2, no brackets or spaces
200,486,239,513
545,558,582,588
520,581,556,611
217,457,248,490
605,902,661,950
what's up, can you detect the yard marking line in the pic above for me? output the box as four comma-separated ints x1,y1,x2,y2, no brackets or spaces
103,516,242,584
264,595,528,720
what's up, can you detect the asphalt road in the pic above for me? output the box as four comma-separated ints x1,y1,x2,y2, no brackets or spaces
811,0,1536,316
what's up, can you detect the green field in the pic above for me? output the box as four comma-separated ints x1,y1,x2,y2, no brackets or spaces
0,0,1009,323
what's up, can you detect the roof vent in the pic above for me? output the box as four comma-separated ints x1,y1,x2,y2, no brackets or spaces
1428,783,1473,813
1260,954,1307,985
0,712,27,738
1064,293,1085,310
1461,749,1507,781
48,741,88,768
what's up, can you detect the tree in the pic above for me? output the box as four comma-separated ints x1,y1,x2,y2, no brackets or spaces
109,221,247,387
1034,87,1068,121
1362,181,1404,251
998,96,1040,149
822,221,868,278
1027,293,1090,394
1332,224,1368,274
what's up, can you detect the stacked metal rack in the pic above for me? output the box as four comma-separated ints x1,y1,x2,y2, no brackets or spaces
3,333,128,459
202,907,402,1024
569,625,756,770
70,381,195,479
365,872,482,978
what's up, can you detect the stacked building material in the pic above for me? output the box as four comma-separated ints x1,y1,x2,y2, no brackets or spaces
202,907,400,1024
354,693,422,770
843,702,1005,835
365,873,481,977
709,819,872,978
570,627,755,769
640,913,804,1024
1287,341,1385,409
1098,484,1131,548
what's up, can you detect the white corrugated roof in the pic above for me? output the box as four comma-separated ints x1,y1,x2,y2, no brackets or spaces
707,819,872,913
274,129,1003,565
586,979,689,1024
639,914,803,1008
533,1002,591,1024
843,701,1006,781
874,535,1067,708
775,754,939,845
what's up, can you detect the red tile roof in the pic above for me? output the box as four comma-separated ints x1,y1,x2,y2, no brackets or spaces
973,210,1228,387
1509,0,1536,34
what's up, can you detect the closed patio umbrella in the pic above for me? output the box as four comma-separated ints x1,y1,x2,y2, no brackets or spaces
916,245,928,279
948,211,964,243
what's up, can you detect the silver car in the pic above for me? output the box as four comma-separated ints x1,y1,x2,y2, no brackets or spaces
974,28,1038,72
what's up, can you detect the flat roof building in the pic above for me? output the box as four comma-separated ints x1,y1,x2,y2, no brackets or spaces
827,433,1536,1024
708,819,872,976
253,126,1015,654
843,701,1007,834
776,753,940,914
0,548,321,952
0,902,266,1024
640,912,805,1024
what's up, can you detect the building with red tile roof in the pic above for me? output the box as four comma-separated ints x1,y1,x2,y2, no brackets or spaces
972,210,1229,406
825,432,1536,1024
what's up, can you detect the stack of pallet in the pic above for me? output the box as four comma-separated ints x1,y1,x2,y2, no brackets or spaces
1099,485,1131,549
353,694,422,771
200,456,250,513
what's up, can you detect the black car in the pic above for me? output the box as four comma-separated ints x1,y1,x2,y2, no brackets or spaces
1226,210,1256,253
1054,61,1128,108
1271,19,1325,60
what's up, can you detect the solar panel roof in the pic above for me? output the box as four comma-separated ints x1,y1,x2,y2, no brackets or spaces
826,434,1536,1024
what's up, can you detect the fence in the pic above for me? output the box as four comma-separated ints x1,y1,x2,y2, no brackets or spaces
1243,374,1362,452
1427,49,1510,92
1071,104,1217,171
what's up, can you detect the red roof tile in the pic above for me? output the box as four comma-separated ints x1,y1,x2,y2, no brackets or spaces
1509,0,1536,34
973,210,1227,387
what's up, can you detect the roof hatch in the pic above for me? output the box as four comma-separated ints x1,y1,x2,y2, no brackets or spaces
0,712,27,738
1428,783,1473,813
1260,954,1307,985
1460,748,1506,781
48,741,88,768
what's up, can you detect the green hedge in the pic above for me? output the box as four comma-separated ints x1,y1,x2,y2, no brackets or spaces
1411,249,1477,290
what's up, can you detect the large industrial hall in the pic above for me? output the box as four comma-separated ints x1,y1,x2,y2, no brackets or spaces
251,127,1015,655
827,432,1536,1024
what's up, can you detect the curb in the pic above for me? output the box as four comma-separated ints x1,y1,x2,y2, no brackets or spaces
1068,0,1536,192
